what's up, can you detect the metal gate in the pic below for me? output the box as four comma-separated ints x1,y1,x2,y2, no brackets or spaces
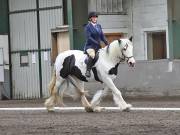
9,0,63,99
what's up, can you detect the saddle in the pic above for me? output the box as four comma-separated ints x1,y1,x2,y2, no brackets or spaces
84,52,99,66
84,52,102,83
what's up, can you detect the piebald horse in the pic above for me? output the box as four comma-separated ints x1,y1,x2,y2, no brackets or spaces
45,37,135,112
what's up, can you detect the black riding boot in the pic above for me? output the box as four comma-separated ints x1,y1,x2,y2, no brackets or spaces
85,56,94,77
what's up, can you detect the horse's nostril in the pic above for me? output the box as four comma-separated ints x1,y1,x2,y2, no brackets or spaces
129,62,134,67
129,62,132,65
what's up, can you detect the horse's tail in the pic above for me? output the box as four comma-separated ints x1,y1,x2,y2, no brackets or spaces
48,69,56,95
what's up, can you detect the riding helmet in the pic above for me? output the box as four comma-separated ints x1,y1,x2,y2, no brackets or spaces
88,12,98,20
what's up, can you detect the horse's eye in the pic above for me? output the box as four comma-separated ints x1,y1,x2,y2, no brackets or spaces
123,44,128,50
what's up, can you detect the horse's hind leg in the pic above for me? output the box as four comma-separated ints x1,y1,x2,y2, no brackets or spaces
90,86,109,112
45,77,65,112
67,76,93,112
45,80,59,111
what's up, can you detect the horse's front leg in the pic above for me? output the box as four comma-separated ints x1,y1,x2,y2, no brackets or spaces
103,77,132,111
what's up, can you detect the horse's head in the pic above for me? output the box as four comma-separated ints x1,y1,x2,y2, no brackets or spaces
118,37,136,67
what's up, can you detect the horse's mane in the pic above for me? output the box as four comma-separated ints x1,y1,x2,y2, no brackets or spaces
104,40,121,60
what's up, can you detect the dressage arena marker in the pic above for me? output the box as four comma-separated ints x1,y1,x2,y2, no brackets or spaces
0,107,180,111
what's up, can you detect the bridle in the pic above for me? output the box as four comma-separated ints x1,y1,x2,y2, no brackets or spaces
106,39,134,63
118,43,134,63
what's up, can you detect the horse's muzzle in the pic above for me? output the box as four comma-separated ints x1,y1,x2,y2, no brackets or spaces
127,57,135,67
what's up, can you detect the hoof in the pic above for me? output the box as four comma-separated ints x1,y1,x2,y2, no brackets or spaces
46,107,55,112
93,106,105,112
85,106,94,112
45,103,55,112
122,104,132,112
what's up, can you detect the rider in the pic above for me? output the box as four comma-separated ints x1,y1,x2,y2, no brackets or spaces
84,11,109,77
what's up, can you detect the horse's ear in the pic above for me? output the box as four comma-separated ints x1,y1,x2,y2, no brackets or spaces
118,39,121,44
129,36,133,42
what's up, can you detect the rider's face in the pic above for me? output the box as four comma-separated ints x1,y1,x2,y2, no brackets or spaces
90,16,98,24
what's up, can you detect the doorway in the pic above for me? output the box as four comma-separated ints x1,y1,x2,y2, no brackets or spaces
147,32,167,60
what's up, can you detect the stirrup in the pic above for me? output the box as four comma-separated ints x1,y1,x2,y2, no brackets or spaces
85,70,91,77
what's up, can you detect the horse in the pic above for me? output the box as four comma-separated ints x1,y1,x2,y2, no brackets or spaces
45,37,135,112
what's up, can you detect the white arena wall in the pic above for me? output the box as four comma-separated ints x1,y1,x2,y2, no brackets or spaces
85,60,180,98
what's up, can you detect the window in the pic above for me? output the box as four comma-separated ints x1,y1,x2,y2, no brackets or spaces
95,0,123,14
147,32,167,60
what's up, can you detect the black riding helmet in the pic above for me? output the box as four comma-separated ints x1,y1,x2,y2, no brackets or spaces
88,12,98,20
